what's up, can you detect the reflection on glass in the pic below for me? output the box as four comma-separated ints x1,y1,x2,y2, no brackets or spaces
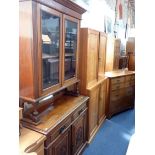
41,10,60,89
64,20,77,80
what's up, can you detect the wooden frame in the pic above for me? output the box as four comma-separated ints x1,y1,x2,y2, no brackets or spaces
38,4,63,97
62,14,80,87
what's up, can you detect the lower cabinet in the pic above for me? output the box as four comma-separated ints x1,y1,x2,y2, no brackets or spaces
87,78,107,141
45,128,71,155
87,84,100,140
44,104,87,155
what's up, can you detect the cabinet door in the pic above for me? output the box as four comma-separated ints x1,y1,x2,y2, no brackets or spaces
45,128,71,155
72,111,87,155
88,85,99,138
63,15,79,86
38,5,63,96
98,32,107,76
87,30,99,85
98,80,106,124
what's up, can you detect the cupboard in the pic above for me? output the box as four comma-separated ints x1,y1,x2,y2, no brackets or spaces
79,28,107,141
19,0,86,103
105,37,121,72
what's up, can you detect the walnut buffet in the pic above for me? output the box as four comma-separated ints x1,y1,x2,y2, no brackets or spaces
22,95,89,155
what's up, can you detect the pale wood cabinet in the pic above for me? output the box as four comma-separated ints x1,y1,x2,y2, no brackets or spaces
79,28,107,94
19,0,86,103
79,28,107,142
105,36,121,72
105,70,135,118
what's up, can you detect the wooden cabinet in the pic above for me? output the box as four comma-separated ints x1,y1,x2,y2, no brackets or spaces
79,28,99,91
105,37,121,72
19,0,86,102
79,28,107,94
22,95,89,155
105,71,135,118
79,28,107,142
87,79,107,140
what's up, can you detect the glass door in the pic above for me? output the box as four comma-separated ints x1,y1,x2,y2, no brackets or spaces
39,5,62,95
63,15,79,85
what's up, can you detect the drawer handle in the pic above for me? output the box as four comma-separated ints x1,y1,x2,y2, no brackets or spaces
116,86,120,89
59,125,66,134
78,109,83,115
115,94,119,97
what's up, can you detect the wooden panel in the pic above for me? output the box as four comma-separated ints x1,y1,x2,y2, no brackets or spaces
19,1,35,98
105,37,120,71
79,28,88,95
105,36,115,71
98,80,106,124
87,84,99,138
87,30,99,86
98,32,107,77
72,111,87,155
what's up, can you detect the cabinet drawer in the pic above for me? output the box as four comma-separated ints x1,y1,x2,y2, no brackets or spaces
125,87,135,96
125,81,135,87
72,103,87,121
125,75,135,82
45,117,72,147
111,83,125,90
111,77,125,84
110,90,124,101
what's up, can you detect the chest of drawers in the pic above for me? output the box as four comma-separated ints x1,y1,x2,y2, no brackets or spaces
105,70,135,118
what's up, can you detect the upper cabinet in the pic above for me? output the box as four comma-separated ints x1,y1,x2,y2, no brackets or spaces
79,28,107,94
19,0,86,101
